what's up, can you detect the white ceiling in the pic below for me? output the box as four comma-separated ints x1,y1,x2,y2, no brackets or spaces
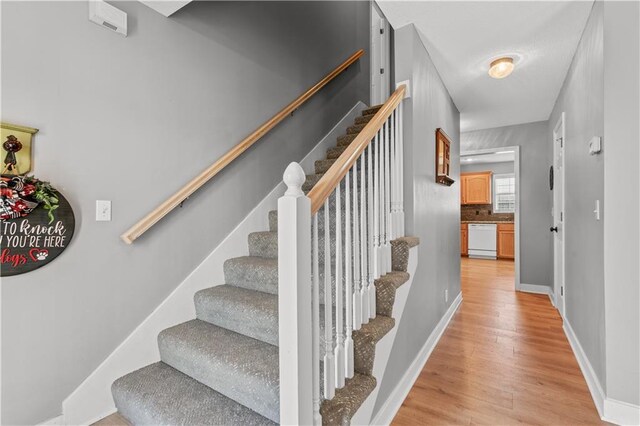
377,1,594,132
461,151,515,164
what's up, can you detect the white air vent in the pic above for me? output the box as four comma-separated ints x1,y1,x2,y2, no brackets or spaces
89,1,127,37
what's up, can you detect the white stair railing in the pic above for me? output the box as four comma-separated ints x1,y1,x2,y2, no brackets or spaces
278,85,406,425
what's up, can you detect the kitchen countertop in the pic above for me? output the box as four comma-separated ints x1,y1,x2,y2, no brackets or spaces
461,220,514,224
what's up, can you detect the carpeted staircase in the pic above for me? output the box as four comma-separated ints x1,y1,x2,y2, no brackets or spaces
111,105,419,425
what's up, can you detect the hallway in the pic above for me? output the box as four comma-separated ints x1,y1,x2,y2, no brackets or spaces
393,258,605,425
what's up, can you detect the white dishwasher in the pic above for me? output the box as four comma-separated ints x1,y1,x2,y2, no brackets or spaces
468,223,497,259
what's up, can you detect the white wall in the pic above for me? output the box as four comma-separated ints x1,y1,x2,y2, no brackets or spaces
0,1,370,424
549,0,639,416
461,122,553,288
373,23,461,415
548,0,606,387
603,0,640,409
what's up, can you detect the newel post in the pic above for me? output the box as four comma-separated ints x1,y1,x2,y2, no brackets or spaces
278,162,313,425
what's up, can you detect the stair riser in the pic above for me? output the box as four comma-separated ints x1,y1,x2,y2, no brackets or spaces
195,285,278,347
224,258,278,295
248,232,278,258
158,321,280,423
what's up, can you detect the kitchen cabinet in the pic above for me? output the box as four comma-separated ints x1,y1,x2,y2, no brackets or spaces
497,223,515,259
461,171,492,205
461,224,468,256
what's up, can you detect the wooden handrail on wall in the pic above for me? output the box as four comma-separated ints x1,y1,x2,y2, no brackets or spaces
307,84,406,214
121,49,364,244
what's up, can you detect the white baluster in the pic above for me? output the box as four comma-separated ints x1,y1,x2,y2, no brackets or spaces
390,109,397,241
398,103,405,236
323,199,335,400
352,165,362,331
384,117,392,272
360,154,369,324
278,162,313,425
373,130,381,280
344,170,354,378
392,108,402,238
334,185,345,389
380,123,387,274
312,214,321,425
367,143,376,319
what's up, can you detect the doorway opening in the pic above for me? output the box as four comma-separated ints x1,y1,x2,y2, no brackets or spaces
370,3,390,105
460,146,521,291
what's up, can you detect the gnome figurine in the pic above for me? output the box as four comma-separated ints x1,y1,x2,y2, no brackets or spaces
3,135,23,174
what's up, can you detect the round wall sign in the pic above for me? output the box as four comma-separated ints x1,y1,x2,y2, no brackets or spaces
0,188,75,276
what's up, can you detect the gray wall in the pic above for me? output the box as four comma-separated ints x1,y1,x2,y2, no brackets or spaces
461,161,514,175
548,0,606,388
603,1,640,407
0,1,370,424
461,122,553,287
374,23,461,414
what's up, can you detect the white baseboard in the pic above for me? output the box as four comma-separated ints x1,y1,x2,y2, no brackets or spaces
519,283,555,305
370,292,463,426
38,415,65,426
519,282,551,295
564,319,640,425
60,102,366,426
563,320,606,417
603,398,640,425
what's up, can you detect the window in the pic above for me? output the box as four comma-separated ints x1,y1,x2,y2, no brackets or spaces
494,173,515,213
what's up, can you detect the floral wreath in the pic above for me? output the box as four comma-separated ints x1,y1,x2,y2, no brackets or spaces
0,175,60,224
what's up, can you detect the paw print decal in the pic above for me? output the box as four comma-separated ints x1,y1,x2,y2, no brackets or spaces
36,252,48,261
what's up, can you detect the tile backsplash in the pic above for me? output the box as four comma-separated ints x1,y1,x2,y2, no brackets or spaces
461,204,514,222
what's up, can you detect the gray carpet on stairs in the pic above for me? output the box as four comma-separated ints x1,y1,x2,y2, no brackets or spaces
111,104,421,426
112,362,275,426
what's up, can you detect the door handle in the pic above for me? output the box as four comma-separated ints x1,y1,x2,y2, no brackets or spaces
550,226,558,233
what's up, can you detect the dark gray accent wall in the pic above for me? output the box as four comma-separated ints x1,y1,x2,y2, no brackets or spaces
548,0,606,387
374,23,461,415
461,122,553,287
0,1,369,424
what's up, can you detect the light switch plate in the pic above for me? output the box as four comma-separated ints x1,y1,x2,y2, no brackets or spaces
96,200,112,221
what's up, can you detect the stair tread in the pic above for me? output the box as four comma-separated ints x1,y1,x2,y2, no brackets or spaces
337,133,358,146
195,285,278,346
378,270,411,289
112,362,274,426
225,256,278,295
361,104,383,116
347,123,367,135
395,236,420,248
353,314,395,344
315,158,337,174
158,319,279,423
319,373,376,426
326,145,348,159
354,113,376,125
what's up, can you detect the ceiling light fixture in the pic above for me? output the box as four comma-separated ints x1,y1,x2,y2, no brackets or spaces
488,57,514,79
495,151,513,154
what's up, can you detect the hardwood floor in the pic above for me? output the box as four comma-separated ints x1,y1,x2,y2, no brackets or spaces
392,257,605,425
